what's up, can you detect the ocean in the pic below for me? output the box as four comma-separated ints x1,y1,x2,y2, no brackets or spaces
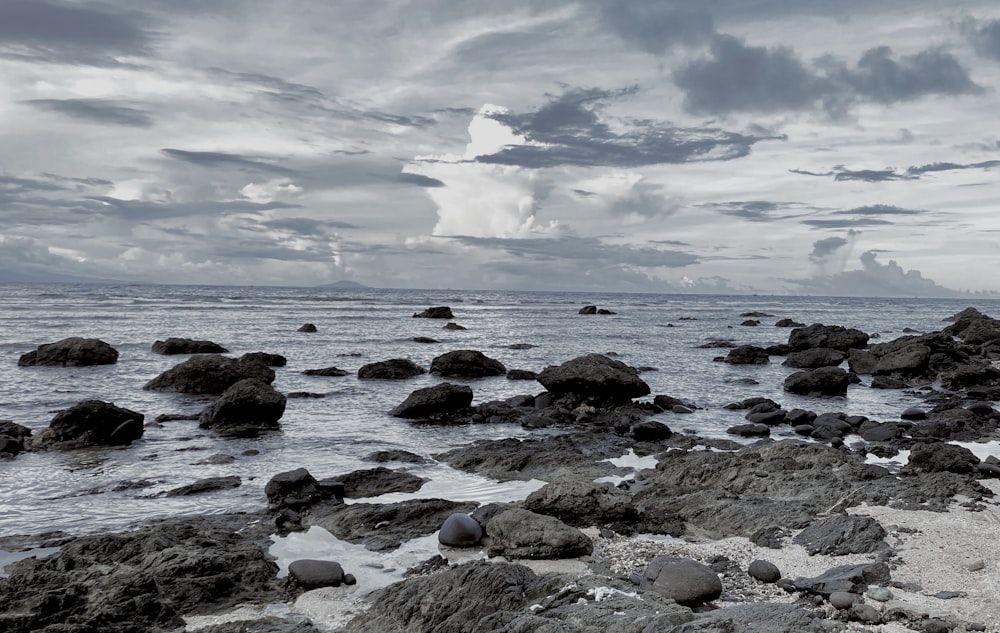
1,283,996,540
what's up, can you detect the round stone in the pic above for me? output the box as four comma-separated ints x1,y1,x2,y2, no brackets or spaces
438,512,483,547
288,559,345,588
866,586,893,602
829,591,855,610
747,559,781,583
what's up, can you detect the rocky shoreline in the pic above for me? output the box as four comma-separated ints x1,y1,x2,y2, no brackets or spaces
4,307,1000,632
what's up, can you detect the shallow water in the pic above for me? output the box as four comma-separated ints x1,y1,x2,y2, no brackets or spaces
1,283,997,537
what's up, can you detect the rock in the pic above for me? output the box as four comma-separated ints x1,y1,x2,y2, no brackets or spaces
788,324,870,352
870,375,908,389
312,498,476,551
579,305,598,314
413,306,453,318
829,591,855,609
859,421,904,442
775,318,806,327
867,587,893,601
747,409,787,425
363,449,427,464
537,353,650,405
241,351,287,367
630,420,673,441
727,423,770,437
597,308,616,315
288,559,345,588
390,383,474,420
641,555,723,606
725,345,770,365
741,319,760,326
0,421,32,455
144,354,275,394
848,349,879,375
486,507,593,559
265,468,342,510
792,515,888,556
783,348,845,368
166,475,242,496
334,467,425,498
302,366,349,377
430,350,506,378
152,338,228,355
900,407,927,420
18,337,119,366
790,562,890,596
199,379,287,437
903,442,979,474
443,322,466,330
357,358,426,380
297,323,318,332
438,513,483,547
748,559,782,583
506,369,537,380
30,400,144,450
522,481,637,530
412,336,437,343
783,366,850,397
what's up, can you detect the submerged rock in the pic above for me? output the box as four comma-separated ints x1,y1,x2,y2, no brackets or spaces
430,350,506,378
18,337,119,367
152,337,228,355
536,353,650,405
144,354,275,394
30,400,144,450
199,379,286,437
390,383,473,420
413,306,453,319
358,358,426,380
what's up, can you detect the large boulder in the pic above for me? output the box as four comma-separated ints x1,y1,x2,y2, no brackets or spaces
792,515,888,555
390,383,473,419
312,498,476,551
334,467,425,498
783,367,850,397
903,441,980,474
199,379,286,436
144,354,275,394
522,481,637,530
0,421,32,456
486,507,593,559
358,358,427,380
30,400,144,450
536,353,650,405
413,306,453,319
788,324,869,352
18,337,118,367
640,555,723,606
430,350,506,379
438,513,484,547
265,467,342,510
724,345,770,365
783,348,845,369
151,338,228,355
944,307,1000,344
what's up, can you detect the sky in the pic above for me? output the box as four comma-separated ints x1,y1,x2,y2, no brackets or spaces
2,0,1000,296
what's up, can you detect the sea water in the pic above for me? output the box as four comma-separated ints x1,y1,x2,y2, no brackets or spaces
0,283,996,538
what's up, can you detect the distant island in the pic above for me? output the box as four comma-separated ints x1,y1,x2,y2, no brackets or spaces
316,280,371,289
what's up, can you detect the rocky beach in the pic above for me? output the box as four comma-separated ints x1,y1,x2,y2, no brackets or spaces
4,291,1000,632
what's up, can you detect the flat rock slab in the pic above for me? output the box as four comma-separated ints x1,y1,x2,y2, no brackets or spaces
793,515,888,556
486,507,593,559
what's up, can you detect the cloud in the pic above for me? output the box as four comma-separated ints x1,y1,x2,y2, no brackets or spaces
803,218,893,229
595,1,714,54
810,236,849,262
160,149,296,175
674,35,982,116
0,0,151,65
25,98,154,128
835,204,922,216
442,234,699,268
962,17,1000,61
791,250,968,298
710,200,811,222
792,160,1000,182
259,217,359,233
396,173,446,188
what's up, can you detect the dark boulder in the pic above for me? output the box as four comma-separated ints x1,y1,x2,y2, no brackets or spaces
727,423,770,437
413,306,453,318
166,475,242,497
748,559,782,583
640,555,723,606
783,367,850,397
725,345,770,365
443,322,467,330
537,353,650,405
486,507,593,559
265,467,342,510
788,324,869,352
363,449,427,464
288,559,345,588
30,400,144,450
199,379,286,437
144,354,275,394
430,350,506,378
741,319,760,326
390,383,474,420
597,308,616,315
848,349,878,375
412,336,437,343
903,442,980,474
775,318,806,327
792,515,888,556
783,348,845,369
944,307,1000,344
302,366,349,377
506,369,537,380
297,323,318,332
334,467,425,498
438,513,483,547
241,351,287,367
311,498,476,551
18,337,118,367
358,358,426,380
790,562,890,597
152,338,228,355
631,420,673,441
579,305,598,314
0,421,32,456
522,481,637,530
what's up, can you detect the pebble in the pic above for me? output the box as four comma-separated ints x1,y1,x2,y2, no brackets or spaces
964,558,986,572
866,586,893,602
829,591,855,609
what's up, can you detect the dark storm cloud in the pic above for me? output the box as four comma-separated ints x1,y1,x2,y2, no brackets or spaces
710,200,810,222
809,236,848,262
793,159,1000,183
478,88,783,168
160,149,296,175
674,35,982,116
596,1,714,54
833,168,912,182
0,0,151,65
25,98,154,128
835,204,921,216
260,217,359,233
442,235,699,268
962,17,1000,61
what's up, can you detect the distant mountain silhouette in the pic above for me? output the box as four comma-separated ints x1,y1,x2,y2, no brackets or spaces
0,269,124,284
317,280,371,289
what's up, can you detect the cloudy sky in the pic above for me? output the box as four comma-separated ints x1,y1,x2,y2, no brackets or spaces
2,0,1000,295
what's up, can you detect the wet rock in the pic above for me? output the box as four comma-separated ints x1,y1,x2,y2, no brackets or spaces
199,379,286,437
390,383,474,420
783,348,845,369
631,420,673,441
641,555,722,606
788,324,870,352
871,375,909,389
18,336,119,367
438,433,626,482
859,421,904,442
430,349,506,378
334,467,425,498
302,366,349,377
358,358,427,380
537,353,650,405
522,481,637,531
443,322,466,330
848,349,878,375
412,336,437,343
775,318,806,327
506,368,537,380
727,423,770,437
144,354,275,394
790,561,890,596
792,515,888,556
579,305,597,314
829,591,855,609
265,468,342,511
413,306,453,318
288,559,345,588
783,366,850,397
152,337,228,355
297,323,318,332
486,507,593,559
944,307,1000,344
166,475,242,496
903,442,980,474
900,407,927,420
438,513,483,547
741,319,760,326
311,498,476,551
241,351,287,367
363,449,427,464
30,400,144,450
748,559,782,583
725,345,770,365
